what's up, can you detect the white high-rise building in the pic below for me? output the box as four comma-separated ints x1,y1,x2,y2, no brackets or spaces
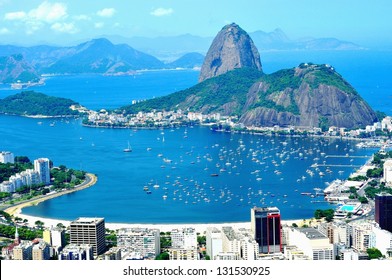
0,151,14,164
383,159,392,185
171,228,197,249
34,158,51,185
206,227,222,260
0,181,15,193
117,228,160,259
221,227,241,258
287,227,334,260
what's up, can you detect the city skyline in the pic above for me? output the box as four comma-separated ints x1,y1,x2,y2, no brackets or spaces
0,0,391,48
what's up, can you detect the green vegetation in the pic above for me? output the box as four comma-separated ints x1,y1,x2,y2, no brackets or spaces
366,248,383,259
0,156,33,182
309,64,357,95
0,224,43,240
197,235,206,246
251,68,301,115
160,232,172,249
0,156,86,204
365,183,392,199
121,68,263,115
155,252,170,260
348,175,367,181
318,116,329,132
314,209,335,222
0,91,80,117
105,229,117,248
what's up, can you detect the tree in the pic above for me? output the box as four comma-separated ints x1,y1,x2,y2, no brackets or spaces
155,252,170,260
35,220,44,229
367,248,383,260
314,209,334,222
56,223,66,230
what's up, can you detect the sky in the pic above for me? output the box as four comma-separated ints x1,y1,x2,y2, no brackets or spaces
0,0,391,47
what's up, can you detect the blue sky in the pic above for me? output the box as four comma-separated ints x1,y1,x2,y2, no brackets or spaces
0,0,391,47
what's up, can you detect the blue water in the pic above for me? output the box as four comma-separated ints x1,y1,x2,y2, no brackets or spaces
0,116,375,223
0,50,389,223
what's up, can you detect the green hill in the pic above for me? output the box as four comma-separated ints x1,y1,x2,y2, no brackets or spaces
121,67,263,116
120,63,378,129
0,91,80,117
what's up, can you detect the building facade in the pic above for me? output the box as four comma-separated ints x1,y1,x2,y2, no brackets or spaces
0,151,14,164
170,228,197,249
251,207,281,254
70,217,106,256
116,228,160,259
375,194,392,233
206,227,222,260
287,227,334,260
384,160,392,185
34,158,51,185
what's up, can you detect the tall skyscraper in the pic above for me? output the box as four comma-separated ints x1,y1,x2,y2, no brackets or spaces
251,206,281,254
70,217,106,256
34,158,51,185
375,194,392,233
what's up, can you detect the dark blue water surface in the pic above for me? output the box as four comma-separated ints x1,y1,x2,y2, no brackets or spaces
0,50,389,223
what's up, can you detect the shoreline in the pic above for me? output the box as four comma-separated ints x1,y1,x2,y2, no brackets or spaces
2,173,97,217
1,173,315,233
13,212,307,234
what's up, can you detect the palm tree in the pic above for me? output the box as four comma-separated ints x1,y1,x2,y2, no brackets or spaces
35,220,45,229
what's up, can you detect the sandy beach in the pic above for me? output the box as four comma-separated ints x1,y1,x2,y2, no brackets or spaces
14,211,307,234
2,172,309,233
2,173,97,216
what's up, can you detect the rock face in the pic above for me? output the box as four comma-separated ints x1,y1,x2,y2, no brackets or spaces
198,23,262,82
0,54,40,83
239,63,378,129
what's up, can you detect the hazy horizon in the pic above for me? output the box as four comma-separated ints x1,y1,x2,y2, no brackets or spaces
0,0,391,49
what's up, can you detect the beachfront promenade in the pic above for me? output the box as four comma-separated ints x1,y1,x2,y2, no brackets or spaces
0,173,97,216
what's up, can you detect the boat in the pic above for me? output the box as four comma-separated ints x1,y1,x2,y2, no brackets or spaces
210,173,219,177
123,141,132,152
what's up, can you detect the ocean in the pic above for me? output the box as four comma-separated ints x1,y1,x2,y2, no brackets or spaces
0,50,389,223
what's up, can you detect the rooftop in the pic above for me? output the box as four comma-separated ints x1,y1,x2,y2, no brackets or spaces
296,227,327,240
71,217,105,225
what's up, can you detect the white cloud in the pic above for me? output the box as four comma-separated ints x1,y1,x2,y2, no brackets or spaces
3,1,70,34
51,22,78,34
29,1,68,23
74,14,91,21
0,27,10,34
4,11,27,20
94,22,104,28
150,7,174,17
97,8,116,18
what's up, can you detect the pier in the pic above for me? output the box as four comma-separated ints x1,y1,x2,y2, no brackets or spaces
315,164,362,168
325,155,370,158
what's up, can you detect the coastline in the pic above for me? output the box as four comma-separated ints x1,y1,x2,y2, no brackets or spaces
1,173,315,233
13,211,306,234
2,173,97,216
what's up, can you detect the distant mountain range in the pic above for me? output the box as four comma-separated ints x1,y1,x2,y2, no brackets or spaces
0,28,364,84
0,39,204,81
105,28,364,60
0,54,40,83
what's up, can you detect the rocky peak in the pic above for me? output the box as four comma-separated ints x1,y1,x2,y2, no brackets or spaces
198,23,262,82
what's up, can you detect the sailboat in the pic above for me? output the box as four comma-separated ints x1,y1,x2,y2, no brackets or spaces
123,141,132,152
